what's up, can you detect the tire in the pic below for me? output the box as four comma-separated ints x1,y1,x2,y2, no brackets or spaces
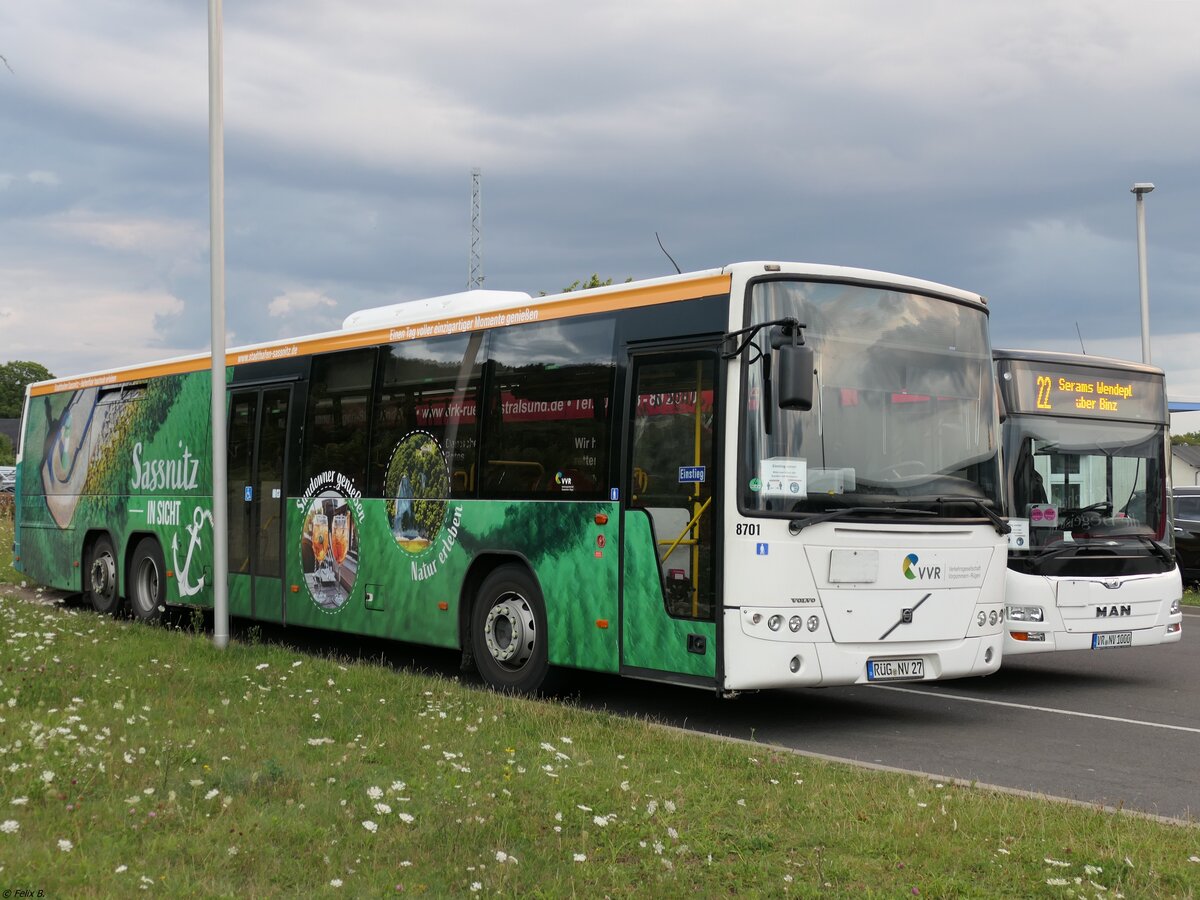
128,537,166,624
85,534,122,616
470,564,550,694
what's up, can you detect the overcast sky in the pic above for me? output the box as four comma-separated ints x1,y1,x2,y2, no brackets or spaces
3,1,1200,422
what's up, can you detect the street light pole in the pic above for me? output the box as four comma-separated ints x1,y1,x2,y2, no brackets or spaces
208,0,229,650
1132,182,1154,364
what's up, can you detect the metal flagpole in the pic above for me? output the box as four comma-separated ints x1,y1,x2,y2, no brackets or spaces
208,0,229,649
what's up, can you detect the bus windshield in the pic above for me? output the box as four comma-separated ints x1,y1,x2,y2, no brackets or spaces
740,279,1001,516
1004,415,1168,546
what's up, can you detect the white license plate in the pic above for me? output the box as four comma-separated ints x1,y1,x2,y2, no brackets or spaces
1092,631,1133,649
867,657,925,681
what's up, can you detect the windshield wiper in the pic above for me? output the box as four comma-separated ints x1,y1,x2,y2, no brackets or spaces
1128,533,1174,565
934,496,1011,535
788,506,937,534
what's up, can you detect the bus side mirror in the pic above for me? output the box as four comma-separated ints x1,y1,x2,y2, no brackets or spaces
777,343,814,411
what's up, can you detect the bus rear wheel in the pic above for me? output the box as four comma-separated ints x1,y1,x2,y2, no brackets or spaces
85,534,121,616
129,537,166,624
471,565,549,694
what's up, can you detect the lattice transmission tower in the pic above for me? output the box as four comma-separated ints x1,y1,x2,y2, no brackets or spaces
468,168,483,289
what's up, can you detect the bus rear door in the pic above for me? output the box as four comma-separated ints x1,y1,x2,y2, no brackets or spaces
227,385,292,622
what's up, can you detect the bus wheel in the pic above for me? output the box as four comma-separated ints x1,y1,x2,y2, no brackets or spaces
85,534,121,616
471,565,549,694
128,537,166,624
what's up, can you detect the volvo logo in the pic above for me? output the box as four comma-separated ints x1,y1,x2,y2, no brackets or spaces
880,593,932,640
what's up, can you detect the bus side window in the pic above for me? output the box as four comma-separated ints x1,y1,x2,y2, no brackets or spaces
368,333,483,500
480,317,616,500
303,349,377,492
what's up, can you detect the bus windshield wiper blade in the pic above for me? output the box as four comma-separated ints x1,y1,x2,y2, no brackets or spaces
934,496,1011,535
1128,532,1173,564
788,506,937,534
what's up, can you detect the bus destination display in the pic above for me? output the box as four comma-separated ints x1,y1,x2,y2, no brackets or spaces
1001,361,1165,423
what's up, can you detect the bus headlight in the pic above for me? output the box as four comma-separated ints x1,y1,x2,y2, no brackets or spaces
768,615,783,631
807,615,820,632
1007,606,1043,622
789,615,803,632
1170,598,1181,615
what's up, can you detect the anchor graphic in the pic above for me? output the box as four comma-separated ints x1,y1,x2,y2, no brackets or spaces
172,506,214,597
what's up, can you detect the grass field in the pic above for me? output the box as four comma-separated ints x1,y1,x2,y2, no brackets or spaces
1,500,1197,895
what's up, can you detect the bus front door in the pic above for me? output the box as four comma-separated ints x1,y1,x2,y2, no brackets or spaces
621,352,719,686
227,386,291,623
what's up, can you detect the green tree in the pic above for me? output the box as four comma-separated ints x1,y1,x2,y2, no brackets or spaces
0,433,13,466
1172,432,1200,446
0,361,54,418
540,275,632,297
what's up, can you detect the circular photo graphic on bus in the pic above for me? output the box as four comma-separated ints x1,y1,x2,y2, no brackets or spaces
301,492,359,612
384,431,450,557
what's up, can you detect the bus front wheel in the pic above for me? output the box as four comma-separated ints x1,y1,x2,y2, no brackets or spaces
470,565,549,694
85,534,121,616
129,537,166,624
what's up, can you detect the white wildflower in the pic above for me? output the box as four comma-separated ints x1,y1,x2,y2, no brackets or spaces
573,853,587,862
58,838,73,852
0,820,18,834
362,820,378,833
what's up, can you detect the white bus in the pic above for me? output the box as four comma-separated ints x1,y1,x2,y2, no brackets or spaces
15,262,1009,694
995,349,1183,654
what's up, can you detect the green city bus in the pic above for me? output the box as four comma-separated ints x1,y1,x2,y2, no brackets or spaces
14,262,1009,694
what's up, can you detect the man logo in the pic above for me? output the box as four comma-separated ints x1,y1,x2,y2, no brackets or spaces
902,553,942,581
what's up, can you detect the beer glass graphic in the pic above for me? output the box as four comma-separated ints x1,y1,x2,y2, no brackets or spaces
331,514,349,575
311,513,330,569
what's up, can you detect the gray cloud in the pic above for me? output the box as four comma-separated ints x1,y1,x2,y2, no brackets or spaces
2,0,1198,397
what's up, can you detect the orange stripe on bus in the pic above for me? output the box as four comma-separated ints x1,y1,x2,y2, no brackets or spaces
28,274,733,396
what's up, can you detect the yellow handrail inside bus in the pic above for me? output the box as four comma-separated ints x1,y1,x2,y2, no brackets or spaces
658,496,712,564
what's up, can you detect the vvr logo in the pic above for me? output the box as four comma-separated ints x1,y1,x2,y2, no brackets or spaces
902,553,941,581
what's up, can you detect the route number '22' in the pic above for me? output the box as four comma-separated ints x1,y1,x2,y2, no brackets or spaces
1036,375,1053,410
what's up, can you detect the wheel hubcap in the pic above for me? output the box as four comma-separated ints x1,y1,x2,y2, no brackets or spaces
483,592,536,668
135,558,160,613
91,553,115,599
